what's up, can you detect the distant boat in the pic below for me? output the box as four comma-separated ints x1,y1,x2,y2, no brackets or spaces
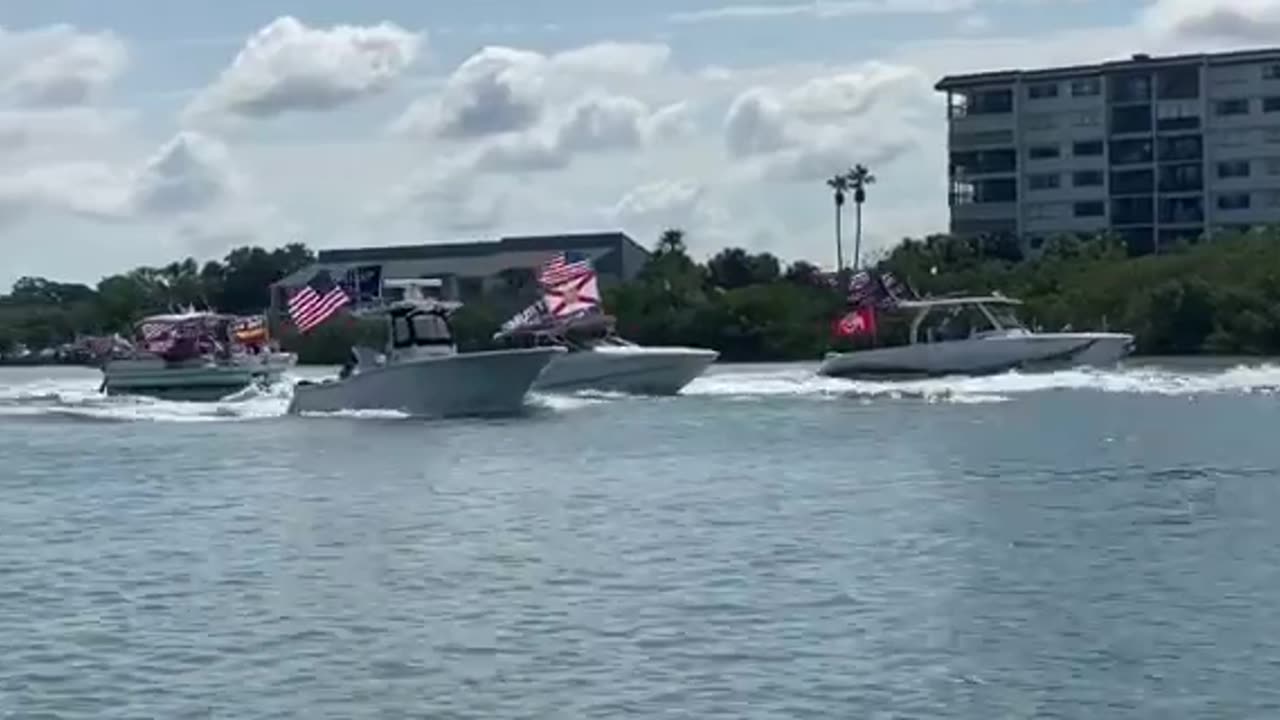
495,312,718,396
818,294,1135,379
99,312,296,401
287,279,564,418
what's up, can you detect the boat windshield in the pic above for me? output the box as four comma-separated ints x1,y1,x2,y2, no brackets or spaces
411,312,452,343
986,303,1028,331
917,303,996,343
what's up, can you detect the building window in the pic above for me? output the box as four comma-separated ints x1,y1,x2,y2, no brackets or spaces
970,88,1014,114
1027,82,1059,99
1263,63,1280,80
1217,193,1251,210
980,178,1017,202
1216,131,1252,147
1266,157,1280,175
1266,128,1280,144
1218,160,1251,178
951,148,1017,175
1215,98,1250,116
1158,196,1204,224
1073,139,1104,156
1158,163,1203,192
1109,138,1154,165
1110,168,1154,194
1071,77,1101,97
1072,170,1104,187
1073,111,1101,127
1024,113,1056,130
1111,105,1152,134
1156,66,1199,100
1111,197,1154,225
1158,135,1202,162
1074,201,1105,217
1156,101,1200,131
1109,73,1151,103
1260,190,1280,207
1027,173,1060,190
1264,96,1280,113
1028,144,1060,159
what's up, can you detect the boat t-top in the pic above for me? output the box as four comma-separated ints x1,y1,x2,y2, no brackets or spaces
98,310,296,400
818,292,1135,378
494,311,718,396
287,279,564,417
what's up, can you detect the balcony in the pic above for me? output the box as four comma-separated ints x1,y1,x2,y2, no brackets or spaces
1111,196,1154,225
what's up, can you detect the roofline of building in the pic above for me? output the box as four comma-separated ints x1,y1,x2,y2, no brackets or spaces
935,46,1280,91
314,230,645,264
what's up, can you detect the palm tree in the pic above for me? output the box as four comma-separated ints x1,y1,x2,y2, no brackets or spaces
844,164,876,271
826,173,850,275
656,227,687,257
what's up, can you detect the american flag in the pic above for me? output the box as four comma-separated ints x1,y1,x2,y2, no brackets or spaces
288,270,351,333
538,251,593,288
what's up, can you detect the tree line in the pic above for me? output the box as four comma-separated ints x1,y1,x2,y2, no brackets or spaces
4,226,1280,363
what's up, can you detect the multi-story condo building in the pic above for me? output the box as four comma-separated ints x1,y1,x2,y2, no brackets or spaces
936,48,1280,255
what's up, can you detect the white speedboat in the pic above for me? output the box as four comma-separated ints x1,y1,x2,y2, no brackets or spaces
818,294,1135,378
497,313,718,396
287,280,564,418
100,312,296,401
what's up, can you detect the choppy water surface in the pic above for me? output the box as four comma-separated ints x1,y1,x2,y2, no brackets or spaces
3,361,1280,717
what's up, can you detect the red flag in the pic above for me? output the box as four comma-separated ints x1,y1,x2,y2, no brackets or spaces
833,306,877,337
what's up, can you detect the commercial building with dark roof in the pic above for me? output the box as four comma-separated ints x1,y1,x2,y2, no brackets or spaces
271,230,649,313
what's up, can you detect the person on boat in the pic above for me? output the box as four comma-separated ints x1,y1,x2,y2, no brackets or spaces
338,348,358,380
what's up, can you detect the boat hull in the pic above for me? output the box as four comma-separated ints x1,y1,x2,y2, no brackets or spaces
102,353,296,401
818,332,1135,379
532,346,718,395
286,347,564,418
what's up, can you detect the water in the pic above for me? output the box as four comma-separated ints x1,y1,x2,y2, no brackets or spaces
3,361,1280,717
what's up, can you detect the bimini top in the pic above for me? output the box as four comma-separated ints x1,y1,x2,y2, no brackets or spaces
136,310,236,325
893,294,1023,310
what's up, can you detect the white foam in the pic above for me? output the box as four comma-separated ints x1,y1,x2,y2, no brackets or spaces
683,362,1280,403
1,361,1276,422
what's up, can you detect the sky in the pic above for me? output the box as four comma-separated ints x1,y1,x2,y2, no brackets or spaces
1,0,1278,288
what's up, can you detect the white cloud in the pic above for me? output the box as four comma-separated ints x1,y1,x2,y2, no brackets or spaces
556,94,649,152
466,93,669,173
185,16,422,121
644,102,697,142
611,178,718,229
0,107,131,154
396,46,544,138
391,41,675,139
380,163,510,233
0,131,250,222
472,131,568,173
723,60,936,182
1141,0,1280,44
131,132,240,216
550,42,671,76
0,25,128,107
670,0,976,23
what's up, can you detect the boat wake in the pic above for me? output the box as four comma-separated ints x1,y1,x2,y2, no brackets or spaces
0,375,294,423
0,362,1276,422
684,362,1280,403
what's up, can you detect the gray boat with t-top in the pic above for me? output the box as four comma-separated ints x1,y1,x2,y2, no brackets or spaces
288,280,564,418
818,294,1135,379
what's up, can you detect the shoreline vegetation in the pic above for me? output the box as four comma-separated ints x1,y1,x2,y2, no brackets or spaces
3,227,1280,366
